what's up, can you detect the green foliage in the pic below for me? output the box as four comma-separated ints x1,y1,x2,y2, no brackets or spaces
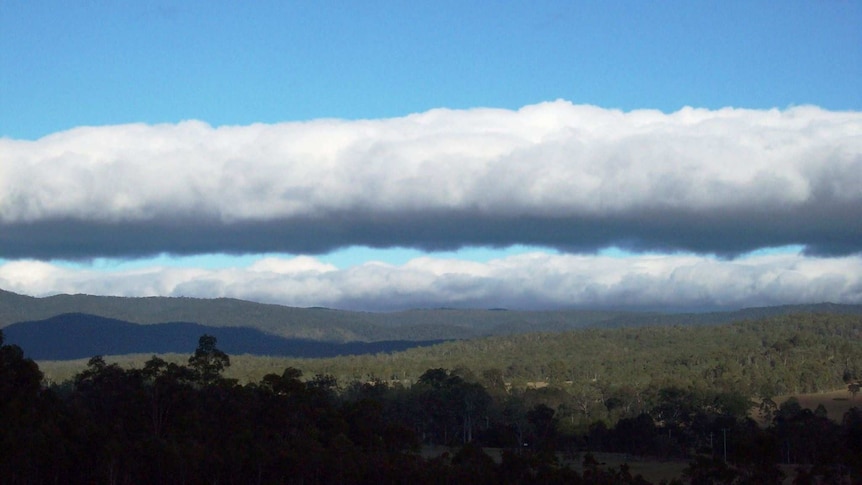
34,312,862,434
5,326,862,483
187,334,230,384
321,312,862,400
0,329,56,480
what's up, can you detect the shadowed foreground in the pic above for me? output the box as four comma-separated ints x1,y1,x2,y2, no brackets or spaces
3,330,862,484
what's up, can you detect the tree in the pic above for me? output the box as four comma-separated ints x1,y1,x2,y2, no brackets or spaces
413,368,490,445
526,403,558,453
0,331,43,405
848,381,861,400
188,334,230,385
72,355,151,483
0,330,55,482
139,355,196,439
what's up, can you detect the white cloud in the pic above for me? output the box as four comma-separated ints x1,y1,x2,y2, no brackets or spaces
249,256,337,274
2,251,860,311
2,101,860,258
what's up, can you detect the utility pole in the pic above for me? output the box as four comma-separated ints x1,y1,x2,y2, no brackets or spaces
722,428,728,463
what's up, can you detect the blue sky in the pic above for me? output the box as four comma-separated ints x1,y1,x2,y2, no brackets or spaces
4,1,859,139
1,1,861,311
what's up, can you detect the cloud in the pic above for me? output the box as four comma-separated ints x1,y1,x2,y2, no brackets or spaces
1,252,860,311
2,101,861,259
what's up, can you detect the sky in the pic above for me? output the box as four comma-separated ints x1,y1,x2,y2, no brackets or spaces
1,1,861,311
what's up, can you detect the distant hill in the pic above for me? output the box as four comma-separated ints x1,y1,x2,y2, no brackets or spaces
2,313,448,360
2,288,861,343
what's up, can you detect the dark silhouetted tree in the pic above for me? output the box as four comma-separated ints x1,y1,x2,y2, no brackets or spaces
188,334,230,385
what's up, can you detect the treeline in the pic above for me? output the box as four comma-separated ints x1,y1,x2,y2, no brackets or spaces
134,312,862,408
34,312,862,436
4,329,862,484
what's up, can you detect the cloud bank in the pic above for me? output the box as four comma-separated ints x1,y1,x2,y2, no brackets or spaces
2,101,861,259
1,252,860,312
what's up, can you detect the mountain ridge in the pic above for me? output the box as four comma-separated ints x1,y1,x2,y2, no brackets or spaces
2,288,861,343
2,312,449,360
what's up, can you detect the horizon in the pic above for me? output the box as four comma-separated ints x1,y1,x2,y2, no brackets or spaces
2,2,861,312
0,286,856,316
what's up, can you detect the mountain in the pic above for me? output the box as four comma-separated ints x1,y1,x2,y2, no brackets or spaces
2,313,448,360
2,288,861,343
0,289,637,341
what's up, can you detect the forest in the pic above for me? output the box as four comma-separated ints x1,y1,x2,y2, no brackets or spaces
3,312,862,484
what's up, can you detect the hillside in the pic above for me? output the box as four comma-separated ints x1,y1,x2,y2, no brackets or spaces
2,313,447,360
206,312,862,399
2,288,862,343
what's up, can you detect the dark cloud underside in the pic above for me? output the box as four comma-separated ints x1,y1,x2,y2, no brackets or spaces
3,201,859,260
